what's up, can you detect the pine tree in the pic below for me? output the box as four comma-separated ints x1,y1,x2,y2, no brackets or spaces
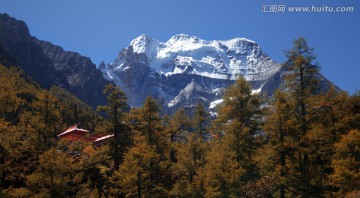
171,135,208,197
125,96,171,194
202,139,243,197
98,83,130,170
165,108,191,163
26,147,72,197
114,135,163,197
261,90,296,198
193,102,210,139
22,91,64,162
214,76,262,183
282,37,326,197
130,96,163,146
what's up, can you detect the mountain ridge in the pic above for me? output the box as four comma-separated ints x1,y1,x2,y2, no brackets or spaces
0,13,340,112
101,34,283,112
0,13,108,107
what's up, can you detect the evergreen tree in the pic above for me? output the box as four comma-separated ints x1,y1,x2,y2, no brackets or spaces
26,147,72,197
98,83,130,170
261,90,297,198
165,108,191,163
22,91,64,162
171,135,208,197
114,135,164,197
282,37,326,197
214,76,262,183
202,139,243,197
129,96,163,145
193,102,210,139
124,96,171,195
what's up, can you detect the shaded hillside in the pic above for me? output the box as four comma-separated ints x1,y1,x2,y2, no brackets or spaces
0,13,108,107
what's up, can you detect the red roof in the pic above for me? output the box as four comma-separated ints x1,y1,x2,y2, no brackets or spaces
57,124,89,137
58,124,114,145
93,134,114,143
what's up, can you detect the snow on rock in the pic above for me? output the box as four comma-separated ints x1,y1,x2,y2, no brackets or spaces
104,34,281,82
251,83,266,95
100,34,282,113
209,99,224,109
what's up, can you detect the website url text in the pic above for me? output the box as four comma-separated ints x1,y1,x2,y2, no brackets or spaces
262,5,355,13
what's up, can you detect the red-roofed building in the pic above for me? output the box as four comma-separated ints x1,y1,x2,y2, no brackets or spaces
58,124,114,146
57,124,90,138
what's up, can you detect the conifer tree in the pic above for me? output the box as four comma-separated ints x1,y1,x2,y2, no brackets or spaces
171,134,208,197
26,147,72,197
261,90,296,198
98,83,130,170
22,91,63,161
130,96,163,146
166,108,191,143
125,96,171,193
202,139,243,197
331,129,360,196
114,134,164,197
214,76,262,183
193,102,210,139
282,37,326,197
165,108,191,163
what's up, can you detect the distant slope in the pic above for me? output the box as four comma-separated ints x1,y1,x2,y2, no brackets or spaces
101,34,339,113
101,34,281,113
0,13,108,107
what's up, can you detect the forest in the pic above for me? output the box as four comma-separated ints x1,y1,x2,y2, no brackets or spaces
0,38,359,198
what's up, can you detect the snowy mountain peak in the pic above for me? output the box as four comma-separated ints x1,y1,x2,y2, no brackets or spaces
101,34,283,112
106,34,281,82
168,34,193,41
218,37,257,49
167,34,207,45
129,34,160,56
130,34,153,46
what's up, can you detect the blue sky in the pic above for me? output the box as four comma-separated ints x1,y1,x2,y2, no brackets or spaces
0,0,359,93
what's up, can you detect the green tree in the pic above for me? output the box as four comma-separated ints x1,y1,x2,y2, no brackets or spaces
98,83,130,170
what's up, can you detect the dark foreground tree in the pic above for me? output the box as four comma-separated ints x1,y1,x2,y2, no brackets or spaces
98,83,130,170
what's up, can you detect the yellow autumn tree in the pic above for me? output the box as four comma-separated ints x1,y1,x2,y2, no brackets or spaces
331,129,360,196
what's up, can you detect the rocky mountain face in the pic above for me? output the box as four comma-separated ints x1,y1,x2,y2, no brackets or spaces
101,34,283,113
33,39,109,107
0,13,337,112
0,13,108,107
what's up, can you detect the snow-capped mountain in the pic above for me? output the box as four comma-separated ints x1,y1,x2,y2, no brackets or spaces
101,34,282,112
